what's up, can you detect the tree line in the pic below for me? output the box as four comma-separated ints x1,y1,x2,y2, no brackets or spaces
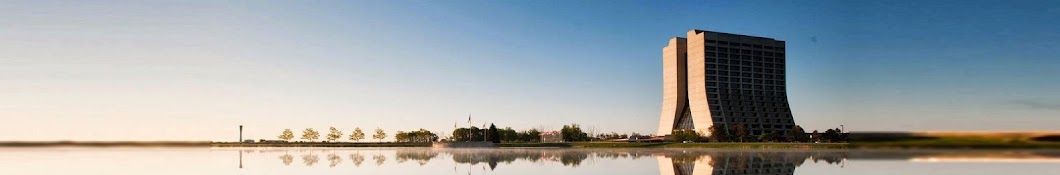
668,124,847,143
275,127,438,143
450,123,542,142
269,123,846,143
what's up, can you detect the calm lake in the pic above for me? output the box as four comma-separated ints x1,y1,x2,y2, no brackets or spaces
2,147,1058,174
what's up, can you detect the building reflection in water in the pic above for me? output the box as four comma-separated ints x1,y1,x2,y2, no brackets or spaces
656,151,844,175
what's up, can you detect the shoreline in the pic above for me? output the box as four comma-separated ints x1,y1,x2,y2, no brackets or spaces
2,141,1057,149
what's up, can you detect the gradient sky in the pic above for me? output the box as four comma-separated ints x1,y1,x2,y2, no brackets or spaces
2,1,1057,141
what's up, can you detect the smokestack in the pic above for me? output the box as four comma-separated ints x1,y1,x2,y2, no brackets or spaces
239,125,243,142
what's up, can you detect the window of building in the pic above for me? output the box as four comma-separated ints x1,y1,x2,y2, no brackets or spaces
706,46,716,51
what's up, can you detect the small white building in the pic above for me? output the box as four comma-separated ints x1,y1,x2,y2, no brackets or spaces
539,131,563,143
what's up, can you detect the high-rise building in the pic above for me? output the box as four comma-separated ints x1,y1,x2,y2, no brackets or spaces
658,29,795,136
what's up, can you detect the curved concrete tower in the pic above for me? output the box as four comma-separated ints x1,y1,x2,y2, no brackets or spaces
658,29,796,137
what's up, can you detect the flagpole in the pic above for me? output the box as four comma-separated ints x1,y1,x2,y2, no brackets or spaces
467,113,471,142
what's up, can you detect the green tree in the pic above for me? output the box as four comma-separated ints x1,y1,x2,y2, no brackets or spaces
785,125,809,142
671,129,701,142
372,128,387,142
326,127,343,142
811,130,821,143
734,123,749,142
708,125,731,142
451,127,484,142
498,127,518,142
395,131,410,142
278,129,295,141
349,127,366,142
302,128,320,142
823,129,839,143
560,124,588,142
487,124,500,143
518,129,541,142
758,131,782,142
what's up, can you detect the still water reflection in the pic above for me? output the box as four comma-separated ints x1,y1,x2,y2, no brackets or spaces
3,148,1058,175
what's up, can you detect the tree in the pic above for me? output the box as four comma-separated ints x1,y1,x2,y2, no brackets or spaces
278,129,295,141
302,128,320,142
487,124,500,143
519,129,541,142
451,127,484,142
708,125,731,142
326,127,343,142
811,130,821,143
395,129,437,142
785,125,809,142
560,124,588,142
758,131,782,142
734,123,749,142
823,129,839,143
372,128,387,142
498,127,518,142
395,131,410,142
349,127,366,142
671,129,701,142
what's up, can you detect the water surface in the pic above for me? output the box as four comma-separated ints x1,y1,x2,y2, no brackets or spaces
2,147,1058,175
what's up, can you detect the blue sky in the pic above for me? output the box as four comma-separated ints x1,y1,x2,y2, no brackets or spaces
1,0,1057,141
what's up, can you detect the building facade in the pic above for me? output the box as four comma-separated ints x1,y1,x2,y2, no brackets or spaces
658,29,796,136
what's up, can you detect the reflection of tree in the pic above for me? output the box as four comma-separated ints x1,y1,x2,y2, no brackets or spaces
302,154,319,166
327,154,342,167
445,149,595,169
279,154,294,166
350,153,365,167
558,151,588,167
395,150,439,166
265,148,851,173
373,154,387,166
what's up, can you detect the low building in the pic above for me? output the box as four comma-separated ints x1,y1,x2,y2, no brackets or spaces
539,131,563,143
